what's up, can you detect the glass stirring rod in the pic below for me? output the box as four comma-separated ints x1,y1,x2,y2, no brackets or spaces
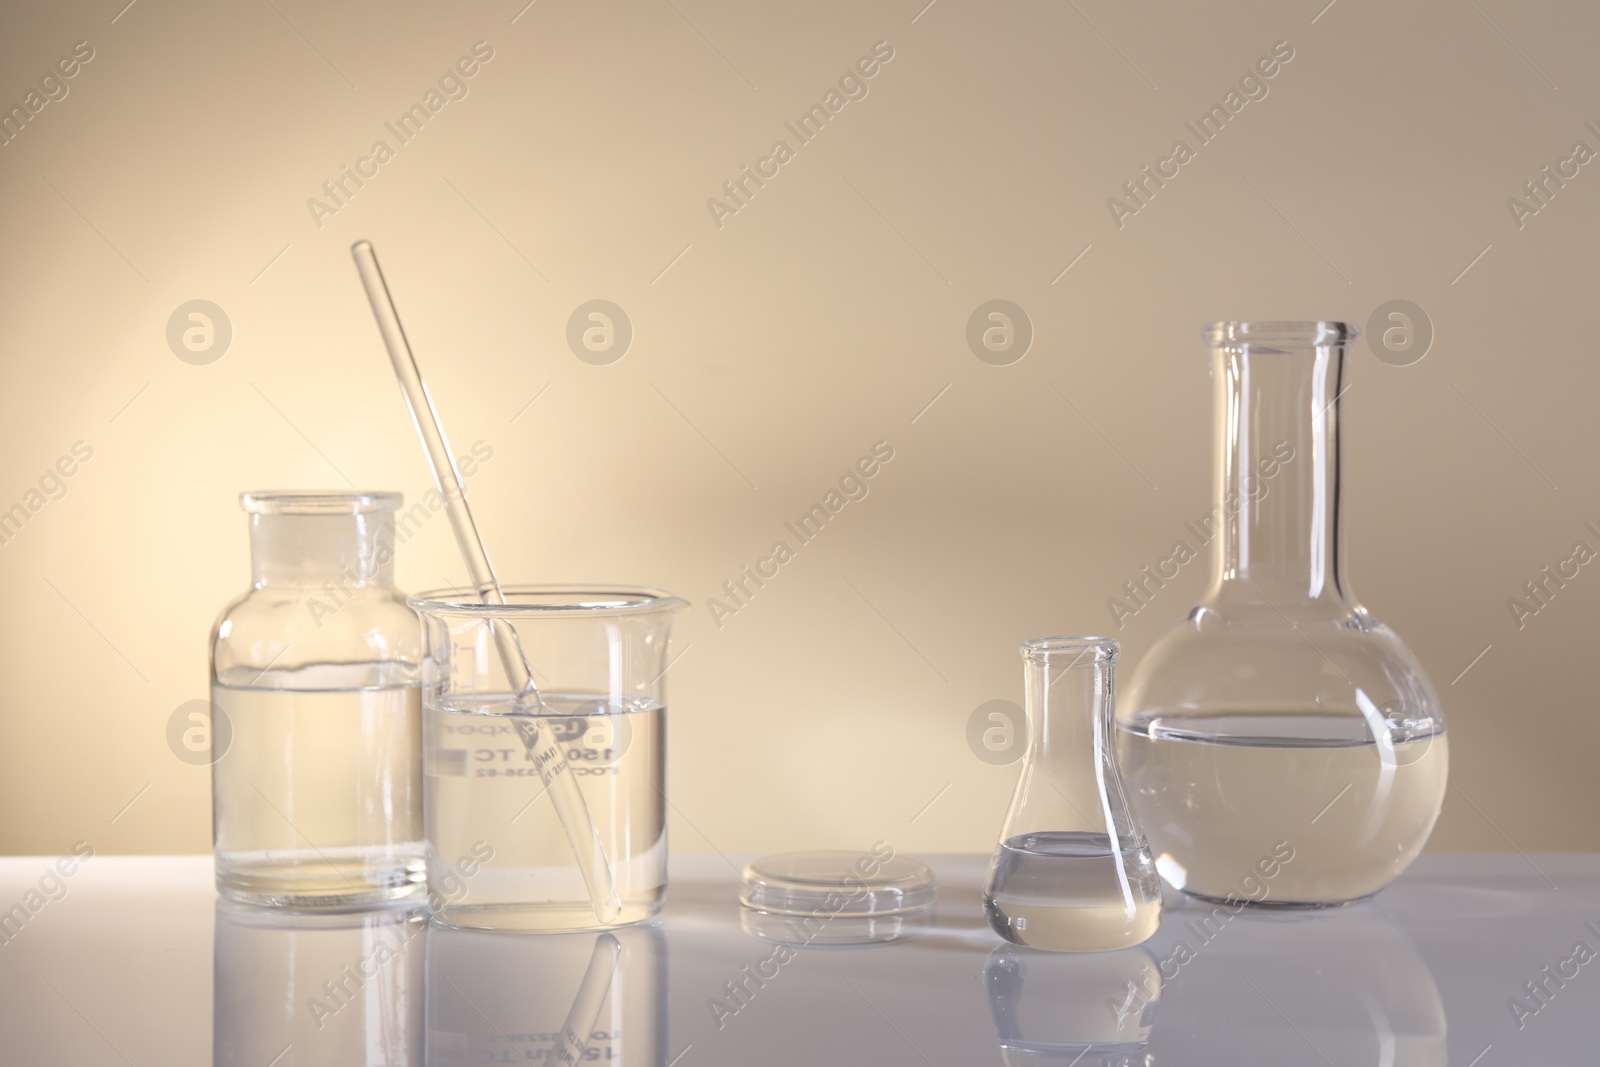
351,239,622,925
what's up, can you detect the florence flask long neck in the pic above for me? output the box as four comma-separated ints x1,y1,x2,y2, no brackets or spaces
1204,321,1351,610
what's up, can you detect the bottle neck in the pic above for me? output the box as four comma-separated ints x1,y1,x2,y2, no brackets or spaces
1206,340,1347,606
249,511,395,589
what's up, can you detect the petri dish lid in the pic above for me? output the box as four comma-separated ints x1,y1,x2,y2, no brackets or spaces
740,851,937,918
739,851,937,946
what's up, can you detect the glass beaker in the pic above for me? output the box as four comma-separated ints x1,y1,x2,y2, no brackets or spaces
211,491,425,907
411,586,686,932
1116,322,1448,906
985,637,1162,951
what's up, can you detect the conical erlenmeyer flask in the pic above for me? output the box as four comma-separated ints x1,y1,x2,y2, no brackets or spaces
985,637,1162,951
1116,321,1448,907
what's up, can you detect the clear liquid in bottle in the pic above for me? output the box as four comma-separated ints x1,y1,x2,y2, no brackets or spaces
212,662,425,907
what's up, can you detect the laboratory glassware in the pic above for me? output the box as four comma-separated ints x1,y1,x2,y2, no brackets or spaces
412,585,685,932
352,239,620,926
739,849,937,945
210,491,424,908
985,637,1162,951
1116,321,1447,906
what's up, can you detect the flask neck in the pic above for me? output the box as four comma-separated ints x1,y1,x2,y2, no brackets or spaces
1004,638,1141,844
249,511,396,589
1205,327,1348,606
1025,647,1109,770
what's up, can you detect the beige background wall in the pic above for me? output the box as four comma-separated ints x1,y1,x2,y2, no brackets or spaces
0,0,1594,856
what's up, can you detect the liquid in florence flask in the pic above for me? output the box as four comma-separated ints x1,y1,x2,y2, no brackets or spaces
1116,322,1447,907
986,637,1162,952
210,491,424,908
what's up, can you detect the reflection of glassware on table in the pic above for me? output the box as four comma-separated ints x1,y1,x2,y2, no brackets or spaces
412,587,685,932
551,934,623,1065
984,943,1160,1066
1146,897,1445,1065
210,491,424,908
1117,322,1447,906
425,923,665,1066
986,638,1162,951
214,899,424,1067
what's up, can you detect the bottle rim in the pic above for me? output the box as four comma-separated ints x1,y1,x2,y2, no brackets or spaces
410,583,689,618
239,491,403,515
1203,320,1356,347
1021,636,1117,662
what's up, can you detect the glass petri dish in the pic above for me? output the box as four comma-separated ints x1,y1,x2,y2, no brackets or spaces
739,851,936,945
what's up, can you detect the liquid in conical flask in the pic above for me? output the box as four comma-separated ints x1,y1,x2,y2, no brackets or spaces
985,638,1162,952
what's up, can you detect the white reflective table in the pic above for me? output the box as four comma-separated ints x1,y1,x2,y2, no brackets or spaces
0,853,1593,1065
